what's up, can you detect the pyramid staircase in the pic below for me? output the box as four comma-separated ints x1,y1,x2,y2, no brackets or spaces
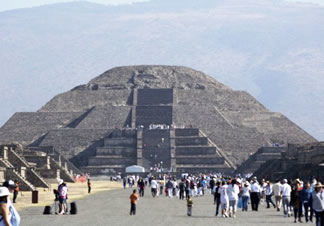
173,128,233,174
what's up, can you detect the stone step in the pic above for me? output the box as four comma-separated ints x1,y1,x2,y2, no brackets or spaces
255,154,282,161
175,146,216,155
88,157,135,165
84,165,125,168
175,128,199,137
176,164,229,168
82,165,125,175
176,157,225,165
175,154,222,158
104,138,136,147
96,147,136,157
175,137,208,146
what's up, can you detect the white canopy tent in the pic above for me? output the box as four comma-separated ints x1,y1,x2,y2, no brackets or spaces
125,165,145,173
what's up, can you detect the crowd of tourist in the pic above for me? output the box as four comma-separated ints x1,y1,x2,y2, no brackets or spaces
125,174,324,225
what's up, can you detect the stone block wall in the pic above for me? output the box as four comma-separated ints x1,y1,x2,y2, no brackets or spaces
137,88,173,105
136,106,172,128
88,157,135,165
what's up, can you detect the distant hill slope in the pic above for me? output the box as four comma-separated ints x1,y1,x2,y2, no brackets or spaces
0,0,323,140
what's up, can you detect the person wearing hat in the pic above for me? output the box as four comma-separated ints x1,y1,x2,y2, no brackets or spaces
280,179,292,217
2,180,20,226
0,187,11,226
291,180,303,223
57,179,68,215
310,182,324,226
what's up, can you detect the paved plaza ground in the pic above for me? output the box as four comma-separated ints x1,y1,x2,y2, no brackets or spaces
21,186,303,226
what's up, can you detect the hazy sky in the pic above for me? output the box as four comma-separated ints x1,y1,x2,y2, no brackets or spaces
0,0,323,12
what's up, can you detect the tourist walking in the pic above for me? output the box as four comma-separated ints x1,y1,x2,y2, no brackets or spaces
311,182,324,226
128,177,133,188
250,178,261,211
159,178,164,196
280,179,292,217
150,178,157,197
300,181,313,223
273,179,282,211
219,181,229,217
13,181,19,204
129,189,138,216
166,180,173,198
265,181,276,208
213,181,221,216
137,178,145,197
179,180,185,200
291,180,303,223
187,196,193,216
87,179,91,194
123,177,127,189
185,179,190,199
227,179,240,218
2,180,21,226
241,181,251,212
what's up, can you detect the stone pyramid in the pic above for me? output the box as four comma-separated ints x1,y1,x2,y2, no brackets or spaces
0,65,316,174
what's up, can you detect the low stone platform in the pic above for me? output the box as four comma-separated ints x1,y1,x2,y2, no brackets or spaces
21,186,298,226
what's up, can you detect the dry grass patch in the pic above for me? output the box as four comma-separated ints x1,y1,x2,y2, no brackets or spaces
12,181,122,211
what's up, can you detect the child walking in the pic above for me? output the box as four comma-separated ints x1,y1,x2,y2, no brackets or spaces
130,189,138,215
187,195,193,216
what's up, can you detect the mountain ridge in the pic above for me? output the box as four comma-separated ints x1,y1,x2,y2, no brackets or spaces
0,0,323,140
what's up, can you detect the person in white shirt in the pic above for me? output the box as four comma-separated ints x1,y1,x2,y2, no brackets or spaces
272,180,282,211
151,178,158,197
218,181,229,218
241,182,251,211
280,179,292,217
265,181,276,208
250,178,262,211
227,179,240,218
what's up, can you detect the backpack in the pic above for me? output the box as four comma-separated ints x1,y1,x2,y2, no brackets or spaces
70,202,77,215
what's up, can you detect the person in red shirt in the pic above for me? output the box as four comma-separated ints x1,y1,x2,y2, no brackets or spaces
13,180,19,203
129,189,138,215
